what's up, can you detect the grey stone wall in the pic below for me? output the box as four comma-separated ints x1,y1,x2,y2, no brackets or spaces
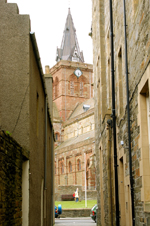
0,130,23,226
60,208,91,218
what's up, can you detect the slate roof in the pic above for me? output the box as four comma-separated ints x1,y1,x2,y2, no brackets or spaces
56,8,84,63
56,129,95,151
69,98,94,119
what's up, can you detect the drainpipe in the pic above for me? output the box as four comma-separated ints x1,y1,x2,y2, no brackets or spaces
107,119,113,225
44,97,47,190
123,1,135,225
109,0,120,225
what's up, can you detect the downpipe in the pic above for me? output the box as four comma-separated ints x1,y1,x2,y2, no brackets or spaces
109,0,120,225
123,0,135,225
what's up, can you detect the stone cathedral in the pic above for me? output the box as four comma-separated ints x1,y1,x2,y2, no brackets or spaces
45,8,96,200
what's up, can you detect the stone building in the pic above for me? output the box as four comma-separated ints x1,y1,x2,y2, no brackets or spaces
0,1,54,225
92,0,150,225
45,8,96,200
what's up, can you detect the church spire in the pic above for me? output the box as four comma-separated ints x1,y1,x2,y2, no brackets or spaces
56,9,84,63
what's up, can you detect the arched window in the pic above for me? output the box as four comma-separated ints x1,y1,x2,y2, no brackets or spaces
69,161,72,173
70,81,74,95
87,159,90,168
77,159,81,171
55,133,59,141
53,84,55,99
55,77,59,98
61,162,64,174
80,82,83,96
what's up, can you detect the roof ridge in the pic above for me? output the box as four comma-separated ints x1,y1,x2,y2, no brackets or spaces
68,102,80,120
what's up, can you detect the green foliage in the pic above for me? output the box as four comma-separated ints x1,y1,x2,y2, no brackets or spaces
55,200,97,209
5,131,11,136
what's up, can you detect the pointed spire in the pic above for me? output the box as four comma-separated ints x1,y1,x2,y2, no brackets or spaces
56,9,84,63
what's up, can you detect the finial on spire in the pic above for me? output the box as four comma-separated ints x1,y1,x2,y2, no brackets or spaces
68,0,70,10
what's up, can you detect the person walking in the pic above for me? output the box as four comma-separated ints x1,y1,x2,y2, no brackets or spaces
75,188,79,202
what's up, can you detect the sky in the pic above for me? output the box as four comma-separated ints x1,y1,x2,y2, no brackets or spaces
7,0,93,72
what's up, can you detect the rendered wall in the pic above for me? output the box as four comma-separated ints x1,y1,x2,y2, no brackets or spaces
0,1,54,225
0,1,30,149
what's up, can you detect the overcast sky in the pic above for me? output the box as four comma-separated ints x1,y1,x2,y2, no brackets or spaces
7,0,93,72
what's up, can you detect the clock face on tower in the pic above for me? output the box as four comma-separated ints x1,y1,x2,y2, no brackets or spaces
74,68,83,78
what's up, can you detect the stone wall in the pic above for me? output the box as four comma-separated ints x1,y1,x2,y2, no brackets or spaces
92,0,150,225
55,185,97,201
0,130,24,226
60,208,91,218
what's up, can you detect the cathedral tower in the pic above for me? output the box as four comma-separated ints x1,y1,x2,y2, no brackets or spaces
45,8,96,199
50,8,93,122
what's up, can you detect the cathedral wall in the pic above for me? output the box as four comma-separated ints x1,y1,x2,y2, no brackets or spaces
64,114,94,140
55,137,95,200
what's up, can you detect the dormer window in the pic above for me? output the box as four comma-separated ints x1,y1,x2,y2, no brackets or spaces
83,105,90,112
72,47,79,62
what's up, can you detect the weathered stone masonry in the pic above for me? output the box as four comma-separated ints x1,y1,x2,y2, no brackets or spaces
92,0,150,225
0,130,28,226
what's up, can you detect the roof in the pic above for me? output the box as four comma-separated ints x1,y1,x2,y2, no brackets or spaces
69,98,94,119
56,8,84,63
56,129,95,151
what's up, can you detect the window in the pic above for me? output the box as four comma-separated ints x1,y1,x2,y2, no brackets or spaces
87,159,90,168
55,77,59,98
77,159,81,171
55,133,58,141
53,85,55,99
61,162,64,174
80,82,83,96
138,64,150,211
55,133,59,141
70,81,74,95
69,161,72,173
